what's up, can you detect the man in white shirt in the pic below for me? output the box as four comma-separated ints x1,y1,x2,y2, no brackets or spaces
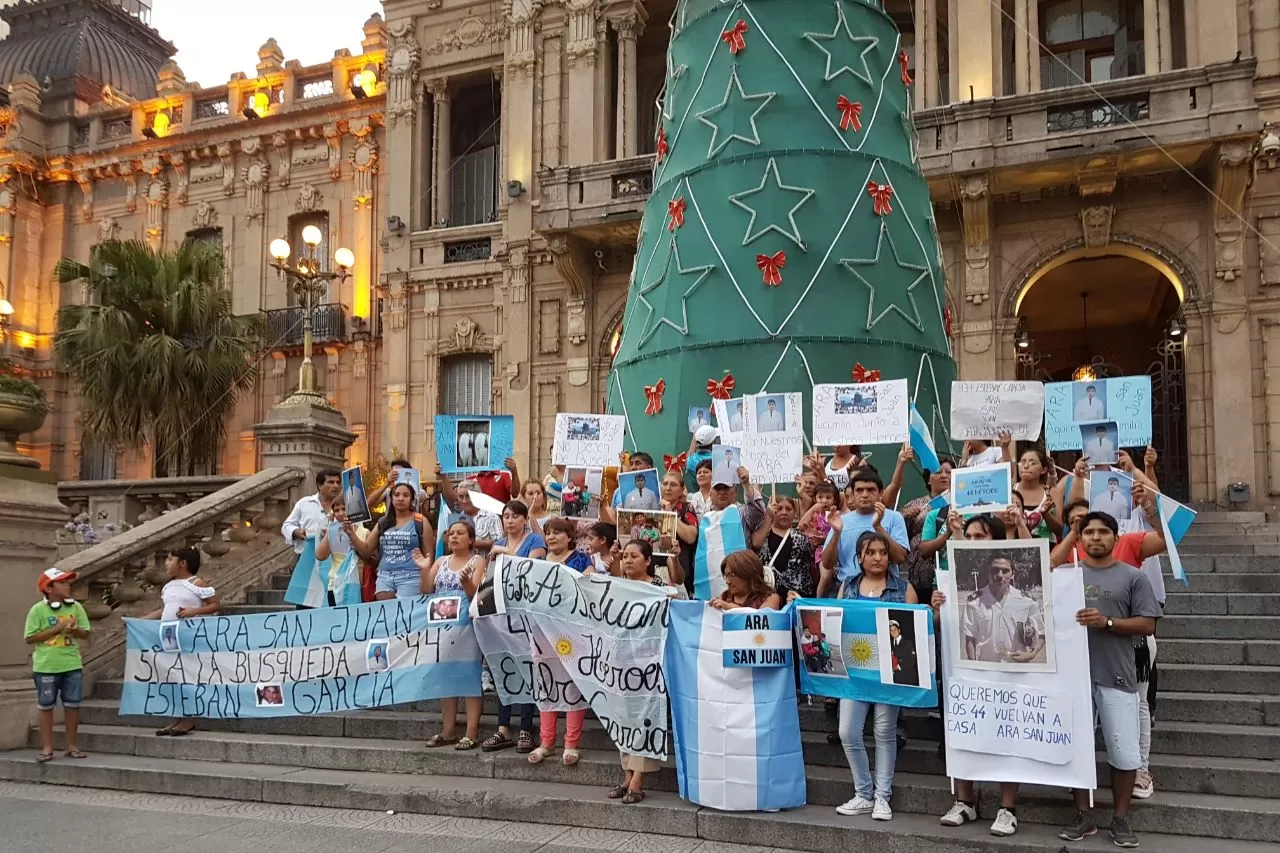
962,555,1046,664
1074,384,1106,421
282,470,343,553
1084,424,1116,464
692,409,709,430
622,473,660,510
1093,476,1132,521
758,398,785,433
729,402,744,433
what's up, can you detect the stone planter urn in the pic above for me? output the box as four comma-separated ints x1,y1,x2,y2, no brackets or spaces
112,581,145,604
82,601,112,620
0,391,47,469
144,566,169,586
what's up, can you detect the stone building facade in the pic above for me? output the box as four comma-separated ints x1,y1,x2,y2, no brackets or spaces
7,0,1280,508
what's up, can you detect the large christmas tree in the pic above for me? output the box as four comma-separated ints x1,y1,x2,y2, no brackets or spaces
606,0,955,479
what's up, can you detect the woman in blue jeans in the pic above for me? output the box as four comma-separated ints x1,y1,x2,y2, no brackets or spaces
835,530,919,822
353,482,426,599
481,500,547,753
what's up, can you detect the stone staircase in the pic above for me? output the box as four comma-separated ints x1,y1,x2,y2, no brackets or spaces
3,510,1279,852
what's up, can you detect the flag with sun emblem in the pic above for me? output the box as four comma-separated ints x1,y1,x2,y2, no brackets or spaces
793,598,936,707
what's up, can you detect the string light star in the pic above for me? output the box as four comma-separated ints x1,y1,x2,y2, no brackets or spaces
696,65,776,159
839,220,929,332
634,239,715,348
728,158,815,250
803,1,880,85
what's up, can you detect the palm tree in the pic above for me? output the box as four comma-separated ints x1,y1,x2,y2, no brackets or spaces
55,239,263,477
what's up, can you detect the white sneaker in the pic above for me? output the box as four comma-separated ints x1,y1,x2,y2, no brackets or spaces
940,800,978,826
835,795,874,816
990,808,1018,836
872,798,893,821
1133,770,1154,800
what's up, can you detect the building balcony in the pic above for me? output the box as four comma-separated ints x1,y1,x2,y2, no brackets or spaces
533,154,654,246
260,303,347,348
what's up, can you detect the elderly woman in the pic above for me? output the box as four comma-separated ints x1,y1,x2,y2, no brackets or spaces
754,495,816,603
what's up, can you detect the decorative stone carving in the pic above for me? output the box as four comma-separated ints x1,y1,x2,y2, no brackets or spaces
386,18,421,126
144,177,168,248
546,234,591,299
566,355,590,387
167,151,188,204
454,317,478,351
73,171,93,222
295,183,324,212
958,174,989,276
961,318,993,355
241,154,270,220
217,143,235,196
273,131,292,188
387,383,407,412
506,244,529,303
565,0,598,67
97,215,120,243
191,200,217,229
349,126,378,209
1080,204,1115,249
0,184,14,244
352,338,368,379
566,298,587,346
323,123,344,179
119,163,138,213
384,271,408,331
1212,141,1255,283
425,16,506,55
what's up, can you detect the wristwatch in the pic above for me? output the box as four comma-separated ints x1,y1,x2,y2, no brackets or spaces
1106,618,1115,630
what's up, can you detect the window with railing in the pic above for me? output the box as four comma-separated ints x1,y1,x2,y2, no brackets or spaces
195,97,230,120
263,304,346,347
440,353,493,415
285,212,330,304
299,77,335,100
1039,0,1144,89
449,84,501,227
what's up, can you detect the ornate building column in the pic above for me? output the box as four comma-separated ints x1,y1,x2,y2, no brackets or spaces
613,11,645,158
565,0,601,164
1012,0,1040,94
913,0,939,109
385,17,421,237
957,173,996,378
594,16,613,161
428,78,452,226
950,0,999,101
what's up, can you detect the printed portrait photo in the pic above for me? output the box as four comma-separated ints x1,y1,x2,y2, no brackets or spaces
428,595,462,624
367,640,391,673
456,419,492,469
567,416,602,442
562,466,603,520
754,394,787,433
712,445,740,486
159,620,180,653
834,385,878,415
255,683,285,707
878,607,928,688
797,607,848,678
688,405,711,434
1080,420,1120,466
1090,470,1134,522
617,468,661,511
726,397,745,433
341,465,371,524
949,539,1056,673
617,509,678,556
1072,379,1108,422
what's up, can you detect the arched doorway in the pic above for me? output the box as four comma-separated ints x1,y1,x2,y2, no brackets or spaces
1013,252,1189,501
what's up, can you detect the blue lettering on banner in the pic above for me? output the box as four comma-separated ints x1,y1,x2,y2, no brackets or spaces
1044,376,1152,452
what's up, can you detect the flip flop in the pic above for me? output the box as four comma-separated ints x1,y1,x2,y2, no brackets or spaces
64,750,87,759
35,752,53,763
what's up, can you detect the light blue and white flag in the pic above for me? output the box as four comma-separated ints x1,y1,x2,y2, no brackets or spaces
666,601,806,812
283,538,331,609
695,505,747,601
121,594,482,718
434,499,452,559
1156,494,1197,586
793,598,937,708
722,610,792,668
331,550,363,607
910,402,942,473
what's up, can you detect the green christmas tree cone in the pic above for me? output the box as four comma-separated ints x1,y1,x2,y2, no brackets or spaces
606,0,956,491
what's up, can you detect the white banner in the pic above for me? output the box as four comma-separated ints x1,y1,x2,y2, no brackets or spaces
943,678,1074,765
950,381,1045,441
812,379,908,446
552,413,627,468
742,392,804,484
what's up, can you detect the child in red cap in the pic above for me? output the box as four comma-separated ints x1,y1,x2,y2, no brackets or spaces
24,567,91,762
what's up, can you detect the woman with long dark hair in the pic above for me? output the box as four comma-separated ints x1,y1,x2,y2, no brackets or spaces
710,550,782,611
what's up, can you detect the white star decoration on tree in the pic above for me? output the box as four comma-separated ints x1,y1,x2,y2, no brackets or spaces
635,238,715,348
840,219,928,332
804,1,880,85
696,65,776,159
728,158,815,250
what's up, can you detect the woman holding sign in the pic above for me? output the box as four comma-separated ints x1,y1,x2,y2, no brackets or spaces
834,532,918,822
352,482,429,601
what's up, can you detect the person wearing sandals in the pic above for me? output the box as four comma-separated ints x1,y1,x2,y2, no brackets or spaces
26,567,91,762
529,517,591,766
144,547,221,737
353,482,429,600
416,520,486,751
482,500,548,754
606,540,672,803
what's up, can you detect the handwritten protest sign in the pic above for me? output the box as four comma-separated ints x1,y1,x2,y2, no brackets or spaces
944,678,1075,765
812,379,908,446
494,556,670,760
121,596,482,718
741,392,803,484
553,413,627,467
1044,376,1151,451
950,381,1045,441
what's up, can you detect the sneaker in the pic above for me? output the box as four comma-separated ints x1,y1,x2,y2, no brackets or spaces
835,795,874,816
1132,771,1154,800
872,798,893,821
1059,810,1098,842
990,808,1018,837
939,801,978,827
1109,816,1139,848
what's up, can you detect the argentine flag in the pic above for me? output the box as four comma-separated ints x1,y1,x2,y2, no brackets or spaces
1156,494,1197,586
330,550,363,606
284,538,331,609
694,505,747,601
909,402,942,473
665,601,806,812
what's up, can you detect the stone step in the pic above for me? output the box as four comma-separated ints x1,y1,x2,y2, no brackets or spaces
1159,663,1280,694
247,588,288,605
1156,639,1280,667
1180,533,1280,547
1171,574,1280,594
1150,691,1280,727
1176,555,1280,573
1179,543,1280,556
1189,511,1269,524
4,746,1279,846
1157,615,1280,641
1163,593,1280,616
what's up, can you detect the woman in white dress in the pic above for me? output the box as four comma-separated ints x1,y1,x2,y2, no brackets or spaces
144,546,220,736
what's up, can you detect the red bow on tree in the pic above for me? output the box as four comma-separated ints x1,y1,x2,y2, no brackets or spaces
664,452,688,474
898,49,913,86
851,363,882,383
656,126,669,163
836,96,863,132
706,374,736,400
668,197,686,232
643,378,666,416
721,20,748,54
944,305,953,339
867,181,895,216
757,251,786,287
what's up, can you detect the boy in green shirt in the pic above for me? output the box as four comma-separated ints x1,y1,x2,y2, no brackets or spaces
24,567,91,762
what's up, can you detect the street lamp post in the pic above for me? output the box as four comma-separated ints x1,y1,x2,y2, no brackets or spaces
267,226,355,405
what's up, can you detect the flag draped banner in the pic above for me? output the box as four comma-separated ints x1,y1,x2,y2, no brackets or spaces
665,601,806,812
695,506,746,601
122,595,482,718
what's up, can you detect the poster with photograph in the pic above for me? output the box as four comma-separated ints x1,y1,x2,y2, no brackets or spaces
688,405,713,433
561,466,603,520
812,379,908,447
617,509,678,556
797,606,848,678
616,468,661,511
394,467,422,497
1079,420,1120,466
366,640,390,672
428,595,462,623
877,607,930,689
255,684,284,707
434,415,516,475
950,381,1045,442
711,445,741,486
945,538,1055,673
1043,375,1151,451
553,413,627,468
1089,470,1134,522
340,465,372,524
741,392,804,484
159,621,180,653
714,397,747,446
952,462,1012,516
